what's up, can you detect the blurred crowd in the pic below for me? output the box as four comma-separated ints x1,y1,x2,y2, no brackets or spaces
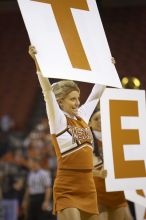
0,114,57,220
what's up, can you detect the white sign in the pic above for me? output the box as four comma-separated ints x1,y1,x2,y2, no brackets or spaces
100,88,146,191
125,190,146,210
17,0,122,87
135,204,146,220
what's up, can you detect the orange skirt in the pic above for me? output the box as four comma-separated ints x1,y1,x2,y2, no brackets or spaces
53,169,98,215
94,176,127,210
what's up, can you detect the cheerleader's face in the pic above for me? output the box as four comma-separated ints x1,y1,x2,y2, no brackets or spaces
90,112,101,131
59,90,80,116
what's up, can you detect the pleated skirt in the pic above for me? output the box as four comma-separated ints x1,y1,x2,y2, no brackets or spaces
53,169,98,215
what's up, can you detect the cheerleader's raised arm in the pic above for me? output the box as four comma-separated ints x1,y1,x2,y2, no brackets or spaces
79,57,115,123
28,46,67,134
78,82,106,124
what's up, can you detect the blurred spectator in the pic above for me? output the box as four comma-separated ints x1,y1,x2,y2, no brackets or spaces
23,121,57,173
0,161,25,220
0,114,15,132
0,114,20,159
0,116,57,220
0,115,13,158
22,156,52,220
0,171,4,220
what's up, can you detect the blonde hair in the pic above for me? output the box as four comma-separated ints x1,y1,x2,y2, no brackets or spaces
52,80,80,102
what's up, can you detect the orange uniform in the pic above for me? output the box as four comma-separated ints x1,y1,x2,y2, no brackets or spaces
93,132,127,211
37,71,105,215
52,116,98,214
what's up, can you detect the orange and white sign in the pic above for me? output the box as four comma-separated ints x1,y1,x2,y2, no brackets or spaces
17,0,121,87
100,88,146,191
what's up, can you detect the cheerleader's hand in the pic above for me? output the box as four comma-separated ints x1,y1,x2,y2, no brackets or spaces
28,45,37,61
28,45,40,72
93,167,107,178
100,167,107,179
112,57,116,65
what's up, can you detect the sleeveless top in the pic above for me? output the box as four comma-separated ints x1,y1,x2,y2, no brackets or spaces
51,116,93,170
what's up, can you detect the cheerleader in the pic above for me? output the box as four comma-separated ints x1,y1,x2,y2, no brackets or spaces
89,111,133,220
28,45,109,220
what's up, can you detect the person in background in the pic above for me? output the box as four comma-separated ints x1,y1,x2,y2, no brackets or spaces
22,156,52,220
0,114,15,159
0,171,4,220
0,160,24,220
89,110,134,220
